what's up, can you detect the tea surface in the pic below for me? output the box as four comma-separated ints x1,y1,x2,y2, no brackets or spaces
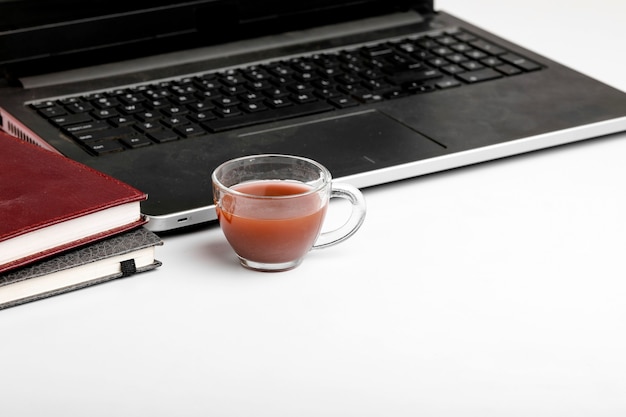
217,180,327,263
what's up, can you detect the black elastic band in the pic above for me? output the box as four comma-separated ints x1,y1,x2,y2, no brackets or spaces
120,259,137,277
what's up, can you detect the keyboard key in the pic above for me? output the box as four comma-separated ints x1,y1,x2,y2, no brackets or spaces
384,90,409,99
137,121,161,132
31,100,56,109
428,57,449,67
148,130,179,143
175,124,206,138
121,136,153,148
119,104,145,115
110,116,135,127
265,88,291,99
404,82,436,93
461,61,484,71
446,53,468,64
187,101,215,112
63,120,109,134
66,101,94,113
213,96,240,107
452,31,477,43
457,68,503,83
435,35,457,46
39,106,66,118
481,57,504,67
146,99,170,109
352,92,384,103
441,64,465,75
119,93,145,105
470,40,506,55
291,93,318,104
203,101,333,132
87,140,126,155
240,102,268,113
92,108,119,119
188,112,217,123
171,94,197,105
73,126,137,142
500,53,542,71
495,64,523,76
221,84,248,96
388,68,443,85
465,50,488,60
288,83,315,94
91,97,120,109
221,72,247,86
266,98,293,109
361,45,394,57
435,78,462,89
431,46,453,56
240,92,265,102
243,68,272,82
162,106,188,117
450,43,472,53
163,115,191,127
136,111,161,122
213,107,242,118
50,113,92,127
329,96,359,108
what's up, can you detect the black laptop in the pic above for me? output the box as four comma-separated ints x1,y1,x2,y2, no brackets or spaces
2,0,626,231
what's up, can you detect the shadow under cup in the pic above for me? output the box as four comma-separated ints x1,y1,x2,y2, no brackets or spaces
212,154,366,272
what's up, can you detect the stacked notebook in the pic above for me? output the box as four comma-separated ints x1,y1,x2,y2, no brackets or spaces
0,130,163,309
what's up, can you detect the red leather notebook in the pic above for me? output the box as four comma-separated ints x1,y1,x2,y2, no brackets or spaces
0,131,147,273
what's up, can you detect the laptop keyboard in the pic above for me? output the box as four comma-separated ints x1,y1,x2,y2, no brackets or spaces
31,29,542,156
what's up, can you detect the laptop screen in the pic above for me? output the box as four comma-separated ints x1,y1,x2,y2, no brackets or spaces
0,0,178,30
0,1,228,76
0,0,429,80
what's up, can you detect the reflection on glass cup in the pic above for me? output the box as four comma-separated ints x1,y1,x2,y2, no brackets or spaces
212,154,366,272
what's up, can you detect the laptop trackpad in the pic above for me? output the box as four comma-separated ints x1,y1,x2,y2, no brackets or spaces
238,110,446,178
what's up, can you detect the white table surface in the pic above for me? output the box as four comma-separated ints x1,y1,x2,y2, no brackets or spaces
2,1,626,416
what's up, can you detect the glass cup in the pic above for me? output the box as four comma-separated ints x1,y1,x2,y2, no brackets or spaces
212,154,366,271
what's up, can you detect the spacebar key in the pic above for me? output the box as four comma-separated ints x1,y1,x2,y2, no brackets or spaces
203,101,334,133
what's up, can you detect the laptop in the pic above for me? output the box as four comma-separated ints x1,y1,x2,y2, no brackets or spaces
2,0,626,232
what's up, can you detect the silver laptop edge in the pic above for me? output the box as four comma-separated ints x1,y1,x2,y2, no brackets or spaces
145,117,626,231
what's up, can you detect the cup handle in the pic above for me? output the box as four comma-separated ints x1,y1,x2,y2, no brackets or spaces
312,182,366,250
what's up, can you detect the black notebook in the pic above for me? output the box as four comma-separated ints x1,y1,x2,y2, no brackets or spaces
1,0,625,231
0,227,163,310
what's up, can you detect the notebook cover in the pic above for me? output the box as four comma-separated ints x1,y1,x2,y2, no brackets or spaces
0,130,148,273
0,227,163,310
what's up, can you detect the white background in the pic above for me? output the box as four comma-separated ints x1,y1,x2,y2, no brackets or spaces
2,1,626,416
